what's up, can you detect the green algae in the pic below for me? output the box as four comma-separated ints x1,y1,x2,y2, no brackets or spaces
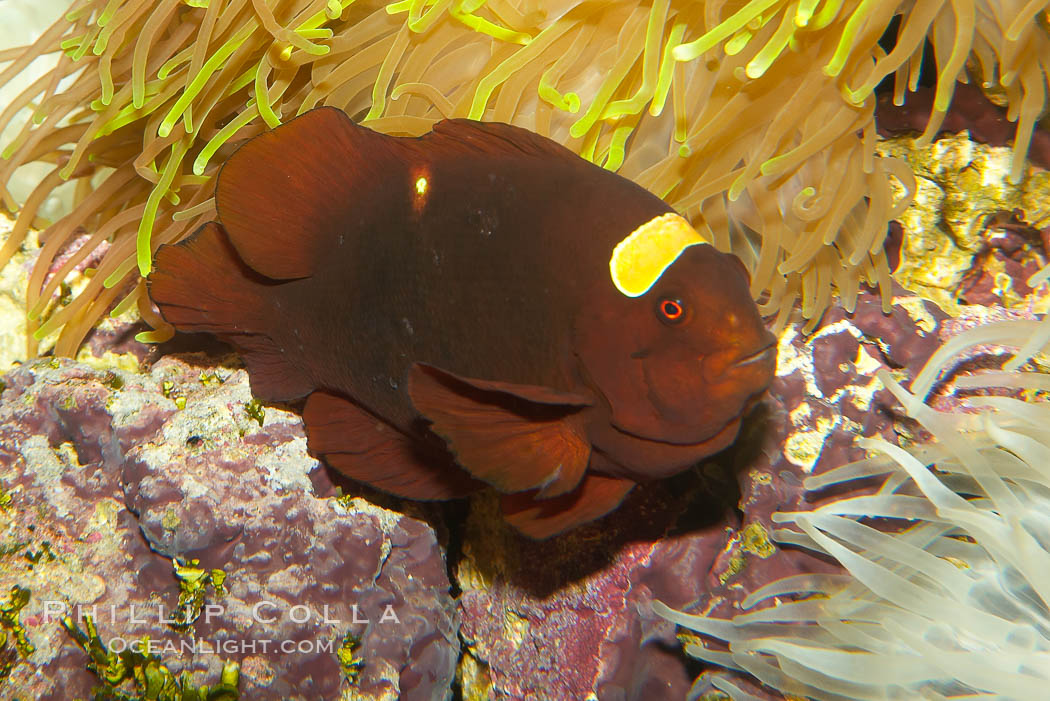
336,631,364,684
0,585,34,682
61,614,240,701
243,399,265,427
169,558,227,633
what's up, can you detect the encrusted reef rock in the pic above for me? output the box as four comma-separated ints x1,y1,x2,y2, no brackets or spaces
0,353,458,700
877,125,1050,315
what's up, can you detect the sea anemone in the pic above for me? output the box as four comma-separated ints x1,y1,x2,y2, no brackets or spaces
655,301,1050,699
0,1,1049,354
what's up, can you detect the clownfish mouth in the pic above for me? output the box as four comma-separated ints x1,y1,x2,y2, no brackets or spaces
701,338,777,384
610,413,743,447
731,342,777,370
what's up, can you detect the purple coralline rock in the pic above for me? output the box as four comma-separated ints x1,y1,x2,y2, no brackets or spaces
453,287,951,701
0,353,458,700
954,215,1050,309
455,483,729,701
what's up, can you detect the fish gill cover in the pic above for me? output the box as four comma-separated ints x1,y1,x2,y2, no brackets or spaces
1,0,1049,355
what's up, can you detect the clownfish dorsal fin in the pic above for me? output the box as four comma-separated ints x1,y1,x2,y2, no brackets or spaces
407,362,593,499
423,119,583,165
215,111,583,282
215,107,398,280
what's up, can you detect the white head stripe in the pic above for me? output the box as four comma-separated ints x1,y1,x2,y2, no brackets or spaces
609,213,707,297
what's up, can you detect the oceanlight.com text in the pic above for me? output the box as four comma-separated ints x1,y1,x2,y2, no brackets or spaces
105,637,338,656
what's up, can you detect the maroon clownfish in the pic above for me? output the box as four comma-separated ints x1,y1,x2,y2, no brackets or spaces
148,107,776,539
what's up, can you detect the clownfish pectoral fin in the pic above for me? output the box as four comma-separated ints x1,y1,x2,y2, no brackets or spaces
407,363,594,499
303,390,483,500
500,473,636,539
215,107,397,280
149,222,313,401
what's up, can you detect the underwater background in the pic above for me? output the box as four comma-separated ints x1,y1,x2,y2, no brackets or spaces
3,1,1050,699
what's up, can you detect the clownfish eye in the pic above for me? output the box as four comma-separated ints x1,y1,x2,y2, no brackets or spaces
657,297,686,324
